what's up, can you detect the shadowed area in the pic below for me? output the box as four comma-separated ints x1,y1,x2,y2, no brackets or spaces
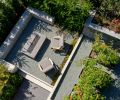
13,79,50,100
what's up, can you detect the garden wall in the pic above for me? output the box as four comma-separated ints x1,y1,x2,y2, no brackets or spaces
83,11,120,48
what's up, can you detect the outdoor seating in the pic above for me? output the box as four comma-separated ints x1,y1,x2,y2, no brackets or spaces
51,35,64,50
38,57,56,73
21,33,46,59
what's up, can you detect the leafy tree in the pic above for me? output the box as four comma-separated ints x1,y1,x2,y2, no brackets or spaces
20,0,92,33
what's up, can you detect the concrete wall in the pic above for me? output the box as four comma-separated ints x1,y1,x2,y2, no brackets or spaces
83,11,120,48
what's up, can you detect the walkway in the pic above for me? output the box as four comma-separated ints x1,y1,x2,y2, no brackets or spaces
52,36,92,100
14,79,50,100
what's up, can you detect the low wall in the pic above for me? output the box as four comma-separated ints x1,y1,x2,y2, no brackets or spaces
83,11,120,48
0,7,54,59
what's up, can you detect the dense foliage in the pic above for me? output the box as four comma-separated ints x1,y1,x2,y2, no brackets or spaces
92,35,120,67
71,59,113,100
0,0,92,45
0,0,25,45
21,0,92,32
99,0,120,19
0,64,23,100
0,64,9,95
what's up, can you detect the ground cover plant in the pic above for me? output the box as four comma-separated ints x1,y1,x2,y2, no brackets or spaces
91,35,120,67
64,35,120,100
92,0,120,33
0,64,23,100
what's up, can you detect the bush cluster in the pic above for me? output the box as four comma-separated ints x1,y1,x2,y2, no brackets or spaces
0,64,23,100
92,35,120,67
71,59,113,100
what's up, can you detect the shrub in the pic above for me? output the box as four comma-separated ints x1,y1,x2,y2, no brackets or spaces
99,0,120,18
78,59,113,100
0,64,23,100
21,0,92,33
92,35,120,67
0,0,25,45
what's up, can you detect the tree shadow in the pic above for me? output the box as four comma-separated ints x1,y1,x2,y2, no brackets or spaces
13,79,36,100
13,53,32,68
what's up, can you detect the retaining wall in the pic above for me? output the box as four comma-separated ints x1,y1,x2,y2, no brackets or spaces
83,11,120,48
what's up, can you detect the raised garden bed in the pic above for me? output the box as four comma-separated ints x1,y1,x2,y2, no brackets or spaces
92,0,120,33
65,35,120,100
90,35,120,68
65,59,113,100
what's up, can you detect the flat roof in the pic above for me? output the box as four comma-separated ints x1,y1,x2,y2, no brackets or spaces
6,16,73,85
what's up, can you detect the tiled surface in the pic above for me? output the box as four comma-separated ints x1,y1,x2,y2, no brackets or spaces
6,17,73,84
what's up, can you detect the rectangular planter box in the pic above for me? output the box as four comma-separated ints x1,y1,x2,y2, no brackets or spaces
83,11,120,48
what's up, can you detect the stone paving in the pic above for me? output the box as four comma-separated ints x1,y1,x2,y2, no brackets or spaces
14,79,50,100
6,17,73,85
52,36,92,100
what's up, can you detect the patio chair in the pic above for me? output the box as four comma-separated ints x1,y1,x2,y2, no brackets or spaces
38,57,56,73
51,35,64,50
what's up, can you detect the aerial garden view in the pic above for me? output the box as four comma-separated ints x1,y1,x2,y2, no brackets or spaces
0,0,120,100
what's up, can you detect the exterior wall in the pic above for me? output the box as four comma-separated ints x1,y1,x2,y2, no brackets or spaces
0,7,54,59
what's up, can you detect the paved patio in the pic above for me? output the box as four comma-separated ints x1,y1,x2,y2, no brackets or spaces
6,17,73,85
52,37,92,100
14,79,50,100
